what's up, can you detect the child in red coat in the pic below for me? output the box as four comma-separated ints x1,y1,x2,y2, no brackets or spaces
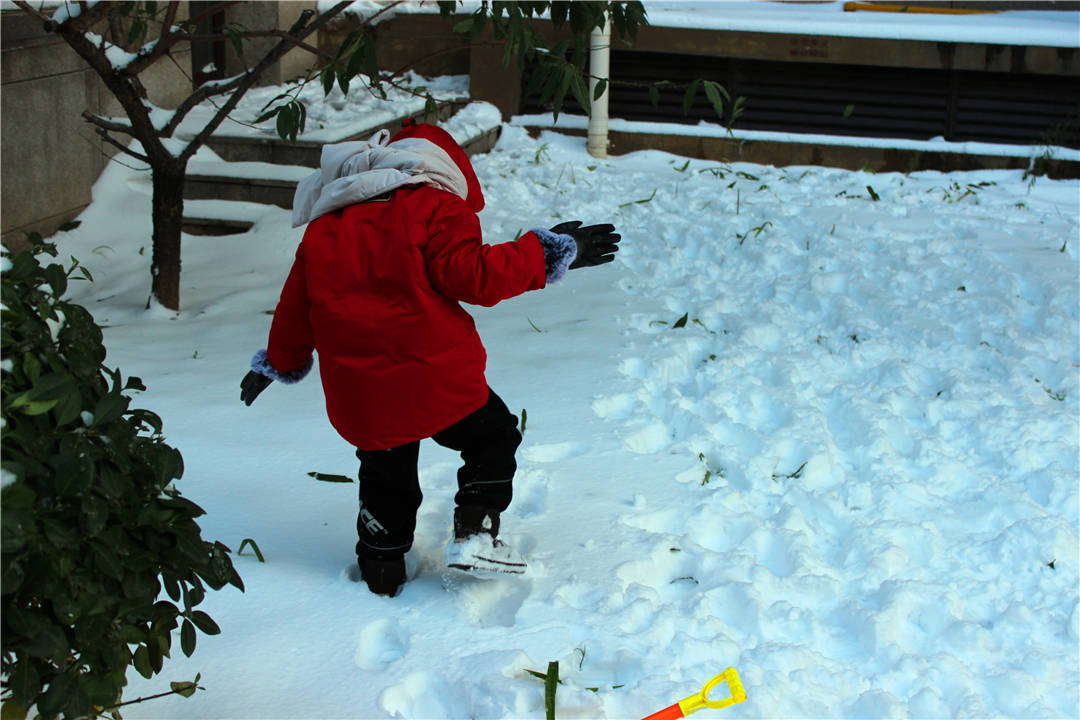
241,121,619,596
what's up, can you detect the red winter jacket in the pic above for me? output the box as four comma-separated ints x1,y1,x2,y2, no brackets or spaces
259,124,568,450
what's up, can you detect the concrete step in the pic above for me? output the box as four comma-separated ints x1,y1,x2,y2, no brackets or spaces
201,100,470,168
182,108,503,231
182,199,286,237
185,161,311,210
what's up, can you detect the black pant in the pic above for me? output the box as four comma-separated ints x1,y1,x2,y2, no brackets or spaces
354,389,521,560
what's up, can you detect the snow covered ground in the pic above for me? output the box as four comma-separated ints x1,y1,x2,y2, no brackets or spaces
39,115,1080,718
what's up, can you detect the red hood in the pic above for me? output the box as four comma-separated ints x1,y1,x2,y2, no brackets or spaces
390,120,484,212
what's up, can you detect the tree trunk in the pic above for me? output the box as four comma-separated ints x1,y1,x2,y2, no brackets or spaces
150,159,188,311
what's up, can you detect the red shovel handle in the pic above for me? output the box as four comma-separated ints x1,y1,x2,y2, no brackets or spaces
642,703,684,720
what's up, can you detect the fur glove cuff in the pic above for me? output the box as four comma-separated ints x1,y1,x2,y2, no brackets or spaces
532,227,577,285
250,349,313,384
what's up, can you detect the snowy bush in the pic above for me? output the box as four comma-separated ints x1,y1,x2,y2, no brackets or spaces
1,233,243,720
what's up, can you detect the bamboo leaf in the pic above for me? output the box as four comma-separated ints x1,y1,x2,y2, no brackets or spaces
570,70,590,116
592,77,608,102
237,538,265,562
682,78,701,116
545,661,559,720
308,471,354,483
703,80,726,121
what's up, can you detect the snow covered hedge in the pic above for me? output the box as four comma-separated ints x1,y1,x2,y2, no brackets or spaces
0,233,243,720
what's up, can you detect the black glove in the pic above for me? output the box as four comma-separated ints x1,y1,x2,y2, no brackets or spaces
240,371,272,406
550,221,621,269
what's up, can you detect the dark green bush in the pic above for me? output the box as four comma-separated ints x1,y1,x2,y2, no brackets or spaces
1,233,243,719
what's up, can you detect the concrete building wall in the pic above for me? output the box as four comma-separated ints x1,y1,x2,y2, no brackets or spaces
1,6,194,249
1,1,316,250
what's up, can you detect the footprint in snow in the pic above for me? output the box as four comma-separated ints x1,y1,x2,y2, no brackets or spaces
521,441,589,463
592,393,636,420
512,468,548,518
353,618,409,670
447,573,531,628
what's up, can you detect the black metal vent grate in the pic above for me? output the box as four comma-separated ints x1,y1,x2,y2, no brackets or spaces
522,49,1080,148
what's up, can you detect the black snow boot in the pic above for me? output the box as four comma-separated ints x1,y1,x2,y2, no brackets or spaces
358,555,406,597
448,506,526,575
453,505,501,540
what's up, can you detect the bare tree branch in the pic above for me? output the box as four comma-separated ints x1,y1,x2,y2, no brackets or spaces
38,0,109,33
12,0,49,24
183,30,333,60
82,110,137,136
124,2,186,76
107,6,125,46
167,2,352,152
93,127,151,164
159,1,180,43
28,2,171,164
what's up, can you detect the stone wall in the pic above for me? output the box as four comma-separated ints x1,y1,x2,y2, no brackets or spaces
1,1,316,250
1,7,194,248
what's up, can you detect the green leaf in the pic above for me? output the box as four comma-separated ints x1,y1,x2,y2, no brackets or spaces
337,68,351,98
126,18,146,47
21,353,41,385
91,391,130,427
276,106,293,142
553,67,573,121
320,66,335,96
237,537,265,562
570,70,590,116
171,679,200,698
227,26,244,61
19,398,58,415
26,619,70,659
593,77,607,102
119,624,146,644
182,578,206,609
37,670,75,718
133,645,153,678
180,619,196,657
1,559,25,595
51,386,83,426
43,263,67,297
6,660,39,709
23,372,77,404
79,673,120,708
672,313,689,329
308,471,354,483
189,610,220,635
682,78,701,116
867,185,880,201
1,700,29,720
545,661,559,720
703,80,728,121
254,106,279,125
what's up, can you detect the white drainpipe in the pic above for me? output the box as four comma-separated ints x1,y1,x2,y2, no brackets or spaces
587,18,611,159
